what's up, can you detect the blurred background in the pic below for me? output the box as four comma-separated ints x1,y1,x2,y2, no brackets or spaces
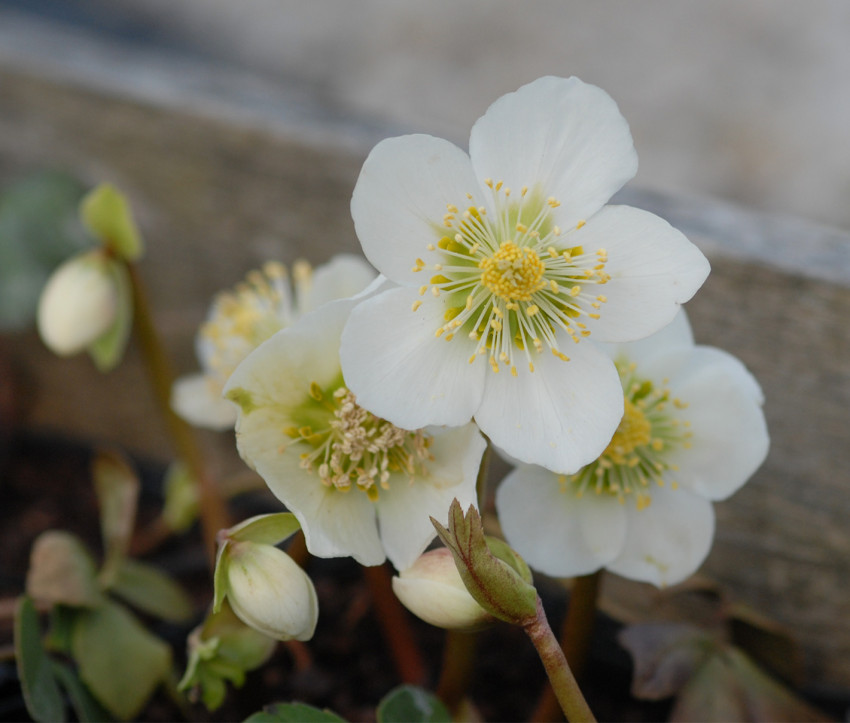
3,0,850,229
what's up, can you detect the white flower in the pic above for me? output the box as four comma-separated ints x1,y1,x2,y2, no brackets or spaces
392,548,492,630
37,250,120,356
217,539,318,641
222,299,487,570
340,76,710,474
495,311,769,587
172,255,376,430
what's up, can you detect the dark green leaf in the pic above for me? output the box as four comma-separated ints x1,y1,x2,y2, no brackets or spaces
243,702,347,722
87,259,133,372
376,685,451,723
72,600,171,720
110,558,194,622
51,660,110,723
14,596,66,723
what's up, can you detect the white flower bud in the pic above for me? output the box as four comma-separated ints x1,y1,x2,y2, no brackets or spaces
221,540,318,642
37,251,118,356
392,548,493,631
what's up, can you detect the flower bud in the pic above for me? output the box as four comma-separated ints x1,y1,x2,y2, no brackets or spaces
37,250,119,356
392,548,493,631
217,540,318,642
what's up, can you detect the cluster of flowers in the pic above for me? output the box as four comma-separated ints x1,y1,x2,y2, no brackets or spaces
174,77,769,640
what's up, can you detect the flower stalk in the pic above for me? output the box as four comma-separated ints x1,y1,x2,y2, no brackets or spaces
128,263,230,565
523,596,596,723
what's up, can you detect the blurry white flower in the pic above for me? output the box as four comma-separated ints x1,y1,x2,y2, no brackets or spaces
496,311,769,587
223,299,486,570
392,548,492,630
173,255,376,430
340,75,710,474
37,250,121,356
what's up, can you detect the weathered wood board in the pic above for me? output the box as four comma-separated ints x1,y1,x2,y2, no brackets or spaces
1,38,848,690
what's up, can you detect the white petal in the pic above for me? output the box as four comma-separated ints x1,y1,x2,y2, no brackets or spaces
607,486,715,587
340,286,486,429
301,254,378,312
375,423,485,571
474,336,623,474
171,373,237,430
351,134,480,286
600,308,695,366
224,300,351,414
667,348,769,500
496,464,627,578
576,205,710,343
469,76,638,229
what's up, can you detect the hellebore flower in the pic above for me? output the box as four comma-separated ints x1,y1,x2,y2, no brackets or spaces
340,76,709,474
495,311,769,587
172,255,376,429
223,299,486,570
392,547,492,630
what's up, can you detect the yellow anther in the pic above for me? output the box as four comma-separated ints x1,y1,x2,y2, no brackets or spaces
596,295,608,303
527,305,539,316
521,186,528,196
411,300,422,311
309,382,324,401
435,328,444,337
548,247,558,258
511,366,518,377
516,223,528,233
447,204,458,213
431,287,441,297
569,285,582,297
547,197,560,208
419,285,427,296
552,349,570,362
576,220,586,229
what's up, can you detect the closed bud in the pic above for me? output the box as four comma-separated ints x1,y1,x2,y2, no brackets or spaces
37,250,119,356
216,540,318,642
392,548,493,631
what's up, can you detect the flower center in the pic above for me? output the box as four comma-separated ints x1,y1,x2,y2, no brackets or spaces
479,241,546,301
201,261,307,382
410,180,610,376
286,384,432,501
559,361,692,510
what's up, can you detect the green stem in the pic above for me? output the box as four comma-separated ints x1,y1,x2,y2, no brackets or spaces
435,630,477,717
128,264,230,567
522,596,596,723
530,572,602,722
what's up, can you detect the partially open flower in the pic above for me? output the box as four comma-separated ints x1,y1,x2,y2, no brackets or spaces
223,299,486,570
215,539,318,642
37,249,121,357
496,311,769,587
340,76,709,475
392,548,492,630
172,255,376,430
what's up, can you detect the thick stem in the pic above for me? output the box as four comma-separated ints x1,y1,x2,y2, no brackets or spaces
522,596,596,723
531,572,602,721
435,630,477,716
128,264,230,566
362,563,427,685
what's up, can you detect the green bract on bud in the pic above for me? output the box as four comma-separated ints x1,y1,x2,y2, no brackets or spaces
37,250,119,356
213,514,318,642
392,548,493,631
432,499,538,626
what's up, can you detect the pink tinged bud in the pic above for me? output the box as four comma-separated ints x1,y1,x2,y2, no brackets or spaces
222,540,318,642
37,251,118,356
392,548,493,631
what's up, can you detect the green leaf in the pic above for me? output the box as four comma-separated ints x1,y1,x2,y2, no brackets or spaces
87,258,132,372
79,184,143,261
0,170,90,331
227,513,302,546
45,605,79,654
14,596,67,723
110,558,194,622
431,499,538,625
25,530,104,608
91,448,139,587
376,685,451,723
161,461,199,533
71,600,171,720
51,660,111,723
244,702,347,722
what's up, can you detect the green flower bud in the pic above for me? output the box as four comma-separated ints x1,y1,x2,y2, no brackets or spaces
37,250,118,356
392,548,493,631
215,539,318,642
